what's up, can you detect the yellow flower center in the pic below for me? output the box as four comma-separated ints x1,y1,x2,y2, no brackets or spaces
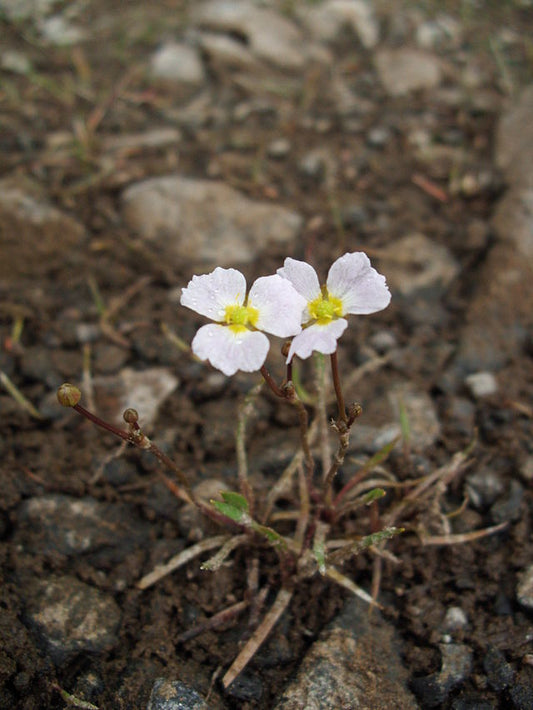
224,303,259,332
308,292,343,325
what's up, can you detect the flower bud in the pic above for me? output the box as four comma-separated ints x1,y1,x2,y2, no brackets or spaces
123,408,139,425
57,383,82,407
281,341,291,358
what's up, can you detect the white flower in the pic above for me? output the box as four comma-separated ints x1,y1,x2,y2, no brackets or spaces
277,252,391,361
181,267,306,376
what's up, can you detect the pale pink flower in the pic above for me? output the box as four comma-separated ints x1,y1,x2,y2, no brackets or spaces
277,253,391,361
181,267,306,376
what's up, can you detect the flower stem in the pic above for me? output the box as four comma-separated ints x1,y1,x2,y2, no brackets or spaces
330,351,347,423
71,402,196,505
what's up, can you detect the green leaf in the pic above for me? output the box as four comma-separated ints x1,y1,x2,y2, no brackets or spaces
220,490,250,513
356,526,404,551
211,499,248,523
249,521,287,548
363,488,386,504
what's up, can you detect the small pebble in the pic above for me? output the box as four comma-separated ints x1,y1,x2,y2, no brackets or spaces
267,138,291,159
465,371,498,398
147,678,208,710
442,607,468,634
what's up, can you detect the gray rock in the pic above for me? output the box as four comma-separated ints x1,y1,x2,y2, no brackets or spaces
16,495,149,561
377,233,460,298
516,565,533,611
191,1,309,71
0,0,56,22
454,88,533,375
39,15,86,45
490,479,524,524
22,575,121,663
150,43,206,87
441,607,468,634
198,32,258,71
492,186,533,260
267,138,291,159
101,128,182,154
375,49,442,96
299,0,379,49
411,643,473,708
454,243,533,373
416,15,462,50
388,383,441,450
147,678,208,710
274,597,417,709
121,176,302,267
91,366,179,429
1,50,32,74
465,469,505,509
495,84,533,188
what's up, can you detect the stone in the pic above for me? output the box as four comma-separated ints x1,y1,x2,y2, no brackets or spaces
150,43,206,87
16,494,150,560
465,469,505,509
198,32,258,71
191,1,309,71
454,243,533,373
39,15,86,45
388,383,441,451
494,84,533,188
465,371,498,399
92,366,179,429
121,176,302,267
491,186,533,260
416,16,462,50
375,48,442,96
147,678,208,710
411,643,473,708
22,575,121,663
274,597,417,709
0,0,56,22
377,233,460,298
441,607,468,634
299,0,380,49
1,50,32,74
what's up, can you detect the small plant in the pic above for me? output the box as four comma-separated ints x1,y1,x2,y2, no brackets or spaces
59,251,404,689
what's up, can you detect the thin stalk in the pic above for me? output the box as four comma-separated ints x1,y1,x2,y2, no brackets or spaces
236,382,263,513
73,401,196,505
330,351,347,423
322,421,350,509
314,353,331,480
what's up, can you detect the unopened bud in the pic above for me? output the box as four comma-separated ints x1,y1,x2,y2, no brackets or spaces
57,383,82,407
347,402,363,425
123,408,139,425
281,341,291,358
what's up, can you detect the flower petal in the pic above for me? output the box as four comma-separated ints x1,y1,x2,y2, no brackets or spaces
248,274,306,337
192,323,269,376
287,319,348,361
181,267,247,321
327,252,391,315
277,258,321,303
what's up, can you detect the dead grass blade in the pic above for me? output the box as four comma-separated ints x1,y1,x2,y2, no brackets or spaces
222,586,293,689
137,535,230,590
